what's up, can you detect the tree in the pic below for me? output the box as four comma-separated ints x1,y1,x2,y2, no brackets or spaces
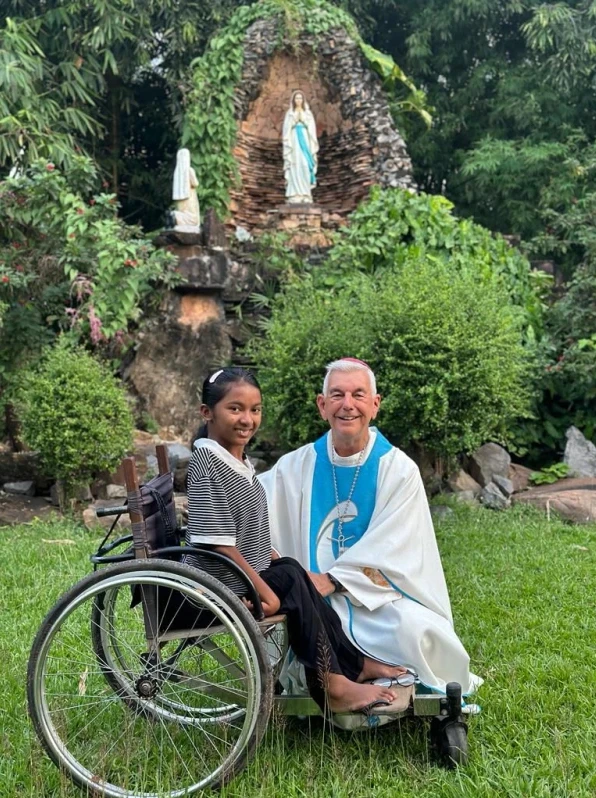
0,0,248,227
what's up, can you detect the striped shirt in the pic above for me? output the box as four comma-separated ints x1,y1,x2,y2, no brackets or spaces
184,438,271,596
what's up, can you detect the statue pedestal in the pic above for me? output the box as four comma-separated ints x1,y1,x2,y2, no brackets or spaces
266,204,332,247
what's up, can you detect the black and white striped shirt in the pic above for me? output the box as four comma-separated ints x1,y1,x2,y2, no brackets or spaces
184,438,271,596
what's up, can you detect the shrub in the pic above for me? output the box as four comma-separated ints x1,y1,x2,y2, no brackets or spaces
17,341,134,505
249,259,530,458
0,157,180,385
323,187,550,338
520,260,596,457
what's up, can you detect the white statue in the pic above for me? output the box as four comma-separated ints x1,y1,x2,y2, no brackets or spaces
170,148,200,231
282,90,319,204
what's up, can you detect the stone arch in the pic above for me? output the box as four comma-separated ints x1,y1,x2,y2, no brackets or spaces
229,19,416,234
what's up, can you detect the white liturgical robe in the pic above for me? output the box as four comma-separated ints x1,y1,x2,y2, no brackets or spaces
259,428,482,695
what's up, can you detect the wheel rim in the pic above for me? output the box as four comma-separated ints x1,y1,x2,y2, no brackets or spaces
94,586,246,724
31,570,264,797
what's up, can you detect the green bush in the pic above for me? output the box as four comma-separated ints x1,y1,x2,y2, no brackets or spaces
17,342,134,504
249,259,530,458
323,187,550,338
0,157,180,385
519,260,596,457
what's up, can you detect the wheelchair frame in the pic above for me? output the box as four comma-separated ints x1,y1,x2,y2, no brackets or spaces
27,445,469,798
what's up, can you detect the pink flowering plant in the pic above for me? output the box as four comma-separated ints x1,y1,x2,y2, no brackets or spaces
0,157,180,378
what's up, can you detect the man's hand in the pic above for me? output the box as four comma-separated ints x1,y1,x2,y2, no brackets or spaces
307,571,335,597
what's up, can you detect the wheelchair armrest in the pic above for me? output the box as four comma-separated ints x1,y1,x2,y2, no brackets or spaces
153,544,266,621
96,505,128,518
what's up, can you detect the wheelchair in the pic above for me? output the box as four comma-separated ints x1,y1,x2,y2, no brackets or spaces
27,445,471,797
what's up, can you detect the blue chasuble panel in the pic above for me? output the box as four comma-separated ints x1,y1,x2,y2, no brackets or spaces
309,429,392,573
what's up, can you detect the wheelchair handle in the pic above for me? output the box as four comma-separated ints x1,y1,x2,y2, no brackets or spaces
96,504,127,518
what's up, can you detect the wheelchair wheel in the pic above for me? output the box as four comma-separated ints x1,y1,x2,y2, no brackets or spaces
90,583,246,726
28,559,273,797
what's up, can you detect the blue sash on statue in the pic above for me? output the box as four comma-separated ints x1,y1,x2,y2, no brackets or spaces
309,429,392,571
295,122,316,185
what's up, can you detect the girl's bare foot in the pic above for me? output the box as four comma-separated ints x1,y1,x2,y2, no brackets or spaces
357,657,409,683
325,673,396,713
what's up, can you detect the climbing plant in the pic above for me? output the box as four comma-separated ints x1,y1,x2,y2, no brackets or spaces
182,0,428,218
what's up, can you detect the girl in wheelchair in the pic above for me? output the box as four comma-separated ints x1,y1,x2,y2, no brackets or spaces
185,366,407,714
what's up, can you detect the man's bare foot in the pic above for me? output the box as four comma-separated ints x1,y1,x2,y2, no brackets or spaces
325,673,396,713
357,657,409,683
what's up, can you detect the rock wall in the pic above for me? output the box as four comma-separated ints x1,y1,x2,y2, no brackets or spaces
230,19,415,232
126,21,417,433
126,231,259,438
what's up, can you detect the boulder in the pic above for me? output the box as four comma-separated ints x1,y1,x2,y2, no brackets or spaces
509,463,533,493
105,484,127,500
173,466,188,493
166,443,192,469
513,479,596,523
430,505,454,522
446,469,481,496
453,490,478,505
248,456,269,475
126,292,231,439
82,501,131,531
466,443,511,488
479,482,511,511
0,450,51,492
3,480,35,496
564,426,596,477
493,474,514,498
134,429,158,446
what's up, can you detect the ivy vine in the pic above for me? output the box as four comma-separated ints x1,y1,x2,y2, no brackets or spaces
182,0,429,219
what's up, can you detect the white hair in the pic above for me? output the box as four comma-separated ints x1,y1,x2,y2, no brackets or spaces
322,359,377,395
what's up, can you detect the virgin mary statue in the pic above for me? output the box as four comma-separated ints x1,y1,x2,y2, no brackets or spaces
171,148,200,231
282,90,319,204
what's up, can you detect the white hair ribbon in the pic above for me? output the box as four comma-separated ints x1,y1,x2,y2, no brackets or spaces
209,369,224,383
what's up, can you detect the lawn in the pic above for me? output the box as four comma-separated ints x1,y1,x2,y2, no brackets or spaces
1,504,595,797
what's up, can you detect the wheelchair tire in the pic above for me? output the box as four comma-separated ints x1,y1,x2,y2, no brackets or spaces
430,717,469,769
27,559,273,797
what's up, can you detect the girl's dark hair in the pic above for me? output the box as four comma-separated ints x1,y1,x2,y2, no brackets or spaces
191,366,261,446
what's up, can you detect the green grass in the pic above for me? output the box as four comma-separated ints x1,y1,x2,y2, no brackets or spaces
1,505,596,797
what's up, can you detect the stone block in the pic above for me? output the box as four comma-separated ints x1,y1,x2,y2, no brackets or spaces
3,480,35,496
447,469,481,496
513,481,596,524
453,490,478,505
174,248,229,290
83,502,131,531
479,482,511,511
493,474,514,498
106,484,127,500
177,295,224,332
564,426,596,477
0,450,51,492
126,293,232,440
467,443,511,487
509,463,533,493
166,442,192,468
173,466,188,493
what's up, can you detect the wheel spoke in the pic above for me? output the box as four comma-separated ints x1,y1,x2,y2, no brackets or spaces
28,562,272,797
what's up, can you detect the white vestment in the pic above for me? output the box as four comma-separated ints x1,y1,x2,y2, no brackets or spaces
259,428,482,695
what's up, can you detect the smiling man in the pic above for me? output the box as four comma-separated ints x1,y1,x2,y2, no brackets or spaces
259,358,481,697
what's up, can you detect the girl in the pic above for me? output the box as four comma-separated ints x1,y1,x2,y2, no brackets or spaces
185,366,405,713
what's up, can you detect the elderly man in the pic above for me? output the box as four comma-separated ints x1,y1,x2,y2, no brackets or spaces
259,358,481,696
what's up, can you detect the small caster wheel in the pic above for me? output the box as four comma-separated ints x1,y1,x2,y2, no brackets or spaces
442,721,468,768
430,717,469,768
